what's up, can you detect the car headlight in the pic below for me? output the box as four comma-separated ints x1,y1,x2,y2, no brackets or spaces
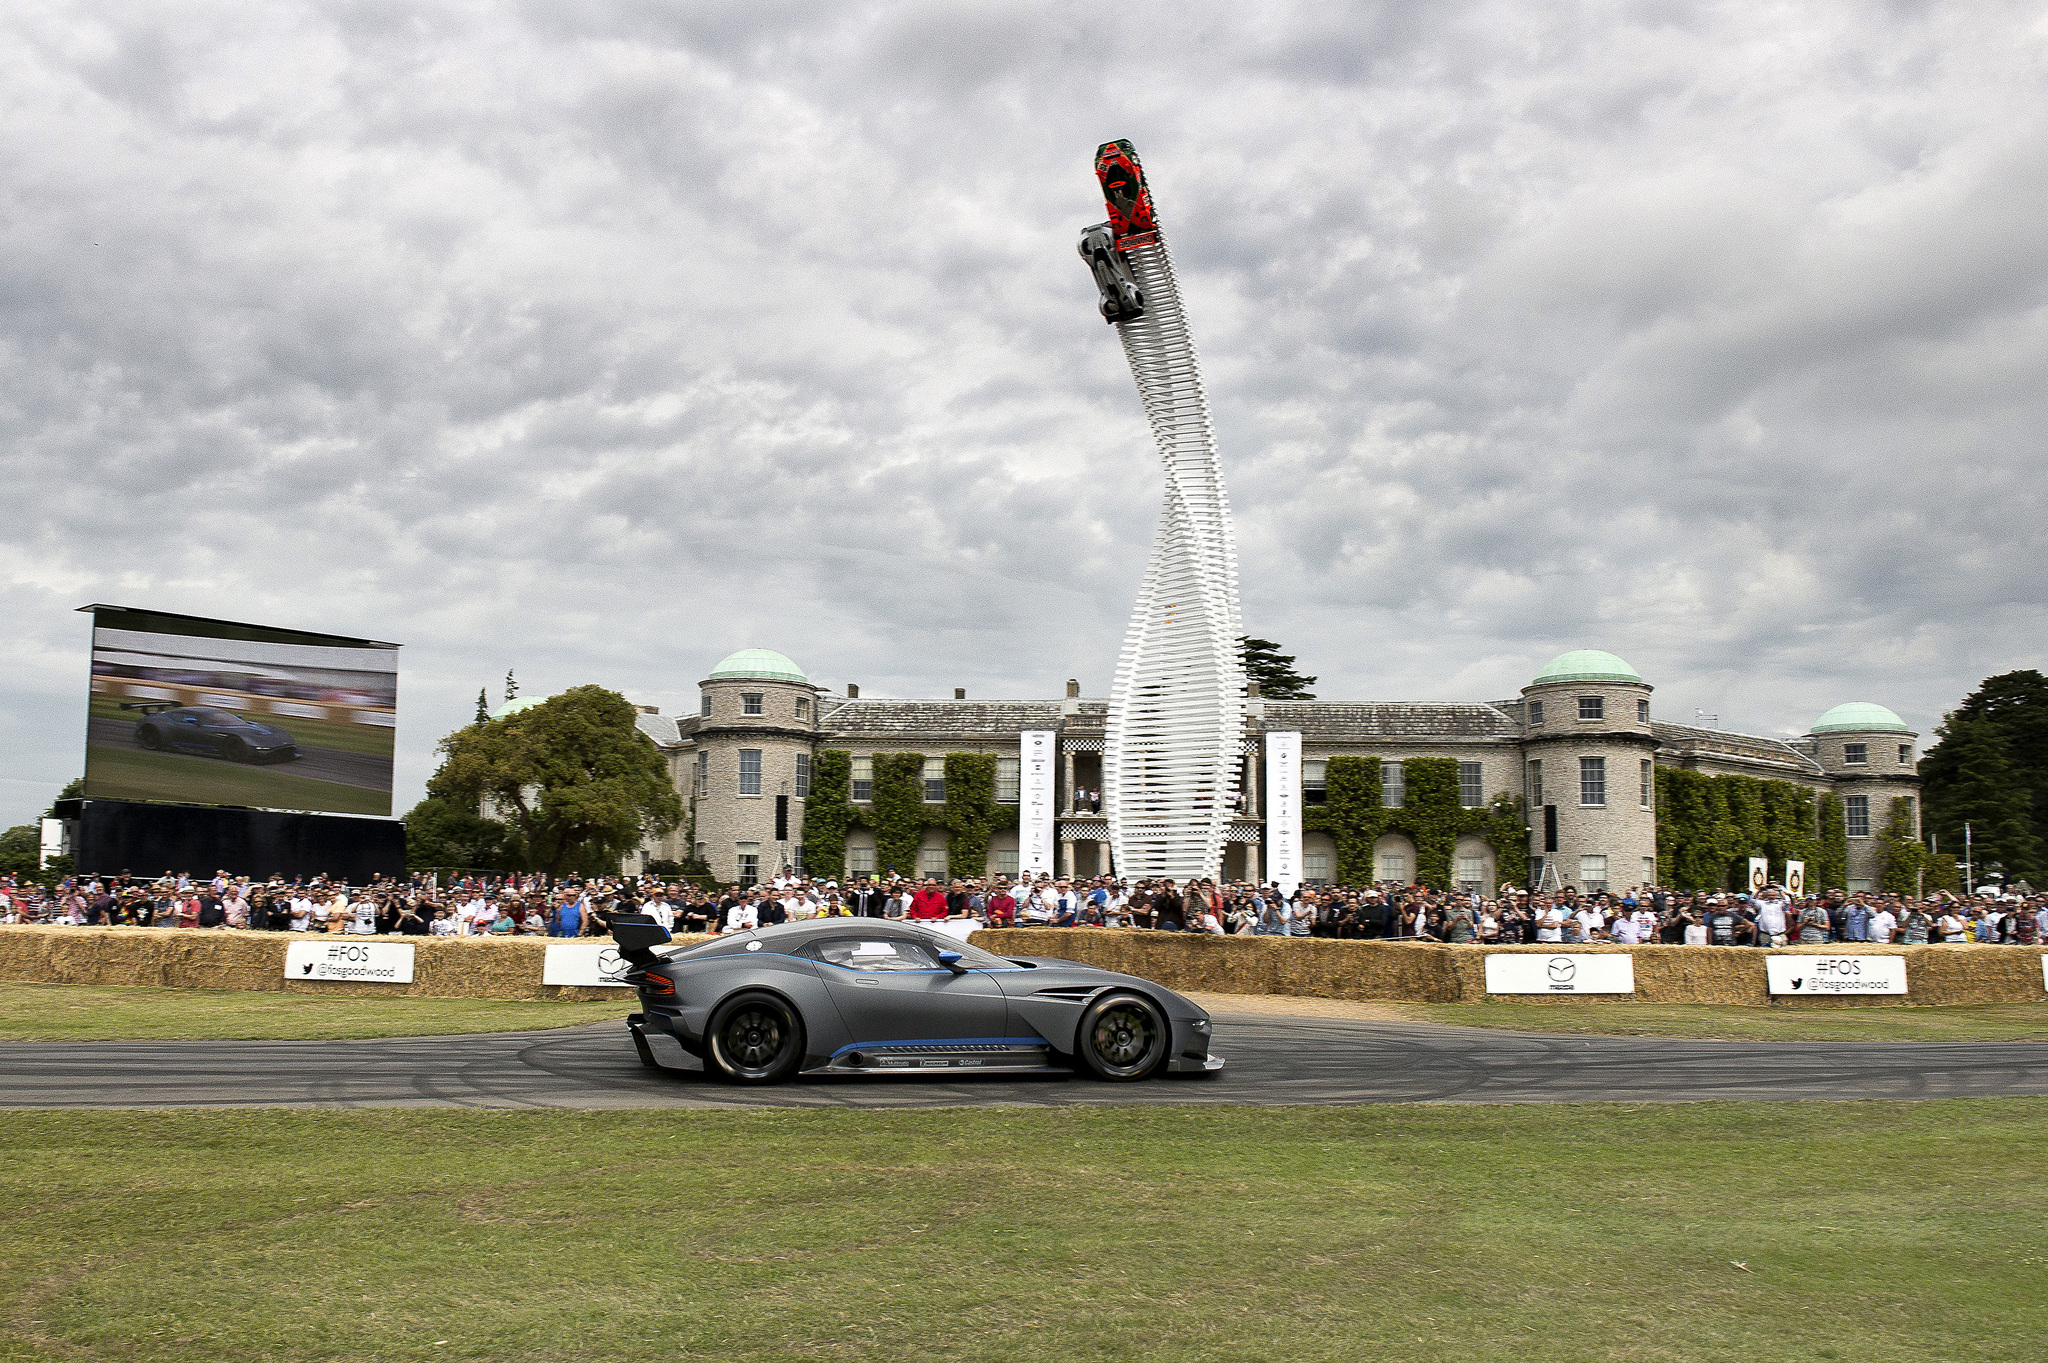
1191,1019,1210,1032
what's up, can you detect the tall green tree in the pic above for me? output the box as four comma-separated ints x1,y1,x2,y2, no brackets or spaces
1919,715,2038,886
402,797,515,872
0,825,39,878
1240,637,1317,699
474,688,491,725
1924,670,2048,878
426,685,681,876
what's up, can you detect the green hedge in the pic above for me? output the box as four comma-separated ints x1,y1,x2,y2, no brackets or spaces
793,751,1018,882
1304,756,1526,890
1654,768,1824,892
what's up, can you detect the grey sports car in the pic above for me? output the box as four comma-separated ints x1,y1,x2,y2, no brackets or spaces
122,702,300,763
612,916,1222,1085
1077,221,1145,324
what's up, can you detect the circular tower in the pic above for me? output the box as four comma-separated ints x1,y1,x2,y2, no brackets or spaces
1520,650,1658,895
1808,702,1918,893
693,649,819,886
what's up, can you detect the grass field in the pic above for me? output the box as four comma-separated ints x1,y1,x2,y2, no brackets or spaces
1397,999,2048,1043
0,984,625,1041
0,1101,2041,1362
81,743,391,815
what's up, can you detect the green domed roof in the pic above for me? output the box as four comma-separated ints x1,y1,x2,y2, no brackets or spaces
490,695,545,719
1812,702,1910,734
1532,649,1645,685
708,648,807,684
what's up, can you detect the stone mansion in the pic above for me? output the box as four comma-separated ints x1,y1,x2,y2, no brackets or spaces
619,647,1922,896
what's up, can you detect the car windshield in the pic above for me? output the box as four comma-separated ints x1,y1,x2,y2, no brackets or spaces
894,928,1015,971
194,709,253,726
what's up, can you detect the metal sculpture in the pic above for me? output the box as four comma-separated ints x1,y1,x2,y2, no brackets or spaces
1082,139,1247,883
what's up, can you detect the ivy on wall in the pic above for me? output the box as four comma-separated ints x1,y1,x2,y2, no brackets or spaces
1817,793,1848,891
1304,756,1527,890
801,750,854,882
1654,768,1825,891
796,751,1021,882
869,753,929,877
1875,796,1955,893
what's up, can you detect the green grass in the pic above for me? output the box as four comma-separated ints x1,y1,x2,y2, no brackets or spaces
1398,1000,2048,1043
89,695,396,757
0,984,625,1041
81,743,391,814
0,1101,2041,1362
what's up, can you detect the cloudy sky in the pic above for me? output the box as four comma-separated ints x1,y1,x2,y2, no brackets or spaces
5,0,2047,828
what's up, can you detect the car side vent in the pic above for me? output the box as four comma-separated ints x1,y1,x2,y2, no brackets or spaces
1031,986,1098,1001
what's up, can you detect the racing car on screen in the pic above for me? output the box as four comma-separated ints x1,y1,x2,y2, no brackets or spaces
120,702,301,763
612,915,1222,1085
1078,222,1145,324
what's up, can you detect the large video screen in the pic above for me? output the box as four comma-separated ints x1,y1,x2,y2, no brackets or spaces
82,605,400,817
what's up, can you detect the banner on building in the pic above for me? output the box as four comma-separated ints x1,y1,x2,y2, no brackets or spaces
1765,955,1906,996
1484,953,1636,995
1264,731,1302,896
284,940,415,984
1784,860,1806,896
1020,730,1056,876
1748,857,1770,893
541,944,633,987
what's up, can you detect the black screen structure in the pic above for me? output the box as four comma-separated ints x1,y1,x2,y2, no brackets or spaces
66,799,407,883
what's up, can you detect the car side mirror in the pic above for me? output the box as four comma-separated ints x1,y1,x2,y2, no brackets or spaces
937,950,967,974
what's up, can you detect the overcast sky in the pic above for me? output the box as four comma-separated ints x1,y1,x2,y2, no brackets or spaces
5,1,2047,828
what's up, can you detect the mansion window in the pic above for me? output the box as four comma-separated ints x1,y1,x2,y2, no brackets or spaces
736,843,760,887
1637,698,1649,723
700,693,711,717
1579,854,1608,892
1527,759,1543,807
996,757,1020,803
795,753,811,799
919,847,948,877
1381,761,1405,808
1845,794,1870,838
1579,696,1604,721
1456,854,1483,889
795,696,810,720
737,749,762,796
847,846,877,874
996,850,1019,877
851,756,873,802
1528,700,1544,726
1580,756,1606,807
742,692,764,715
1304,853,1331,885
1458,761,1483,807
694,750,708,798
1641,759,1653,809
1304,760,1329,806
1899,744,1914,764
1844,743,1867,765
923,758,946,804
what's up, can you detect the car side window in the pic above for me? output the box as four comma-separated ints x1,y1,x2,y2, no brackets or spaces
808,937,944,973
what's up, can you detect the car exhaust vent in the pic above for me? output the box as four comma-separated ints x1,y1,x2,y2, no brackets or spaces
1032,986,1098,1001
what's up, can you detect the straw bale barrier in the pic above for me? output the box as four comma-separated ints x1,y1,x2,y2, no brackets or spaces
972,929,2048,1008
0,926,711,1002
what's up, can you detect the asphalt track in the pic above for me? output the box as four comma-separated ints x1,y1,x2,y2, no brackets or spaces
87,717,390,792
7,1013,2048,1110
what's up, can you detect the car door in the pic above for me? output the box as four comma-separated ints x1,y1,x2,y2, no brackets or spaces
800,934,1008,1050
170,712,207,751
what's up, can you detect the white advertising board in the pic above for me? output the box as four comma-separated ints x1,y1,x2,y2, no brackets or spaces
284,940,415,984
1765,955,1906,996
1485,953,1636,995
1783,860,1806,896
1747,857,1770,893
541,943,634,987
1264,731,1302,897
1020,730,1056,876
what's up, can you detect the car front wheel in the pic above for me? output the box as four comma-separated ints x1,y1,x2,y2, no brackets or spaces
705,992,805,1084
1076,993,1168,1081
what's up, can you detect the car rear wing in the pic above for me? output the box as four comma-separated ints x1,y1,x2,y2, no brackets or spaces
610,913,672,967
118,701,179,715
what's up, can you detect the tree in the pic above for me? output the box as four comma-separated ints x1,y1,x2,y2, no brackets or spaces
1919,716,2038,886
1240,637,1316,699
1925,670,2048,878
474,688,491,726
402,797,515,872
0,825,38,878
504,669,519,703
426,685,682,876
44,778,82,815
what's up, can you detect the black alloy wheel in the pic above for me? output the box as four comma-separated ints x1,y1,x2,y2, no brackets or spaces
706,992,805,1084
223,736,252,763
137,726,162,751
1076,993,1168,1081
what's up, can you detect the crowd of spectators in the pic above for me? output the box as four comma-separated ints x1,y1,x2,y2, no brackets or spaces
4,869,2043,948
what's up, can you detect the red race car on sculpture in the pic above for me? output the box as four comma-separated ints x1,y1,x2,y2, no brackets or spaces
1094,139,1158,248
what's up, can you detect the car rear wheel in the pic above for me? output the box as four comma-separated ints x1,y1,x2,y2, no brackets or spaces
705,992,805,1085
1076,993,1168,1081
137,726,162,751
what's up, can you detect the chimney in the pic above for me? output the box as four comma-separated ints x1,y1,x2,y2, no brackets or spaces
954,687,966,700
1246,680,1261,697
846,683,860,698
1065,678,1081,698
635,704,659,715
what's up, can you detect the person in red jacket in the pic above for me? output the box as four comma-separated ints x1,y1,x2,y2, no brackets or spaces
984,885,1017,928
910,880,949,920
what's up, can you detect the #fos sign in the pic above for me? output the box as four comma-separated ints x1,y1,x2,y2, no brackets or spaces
1484,953,1636,995
1766,955,1907,996
284,940,415,983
